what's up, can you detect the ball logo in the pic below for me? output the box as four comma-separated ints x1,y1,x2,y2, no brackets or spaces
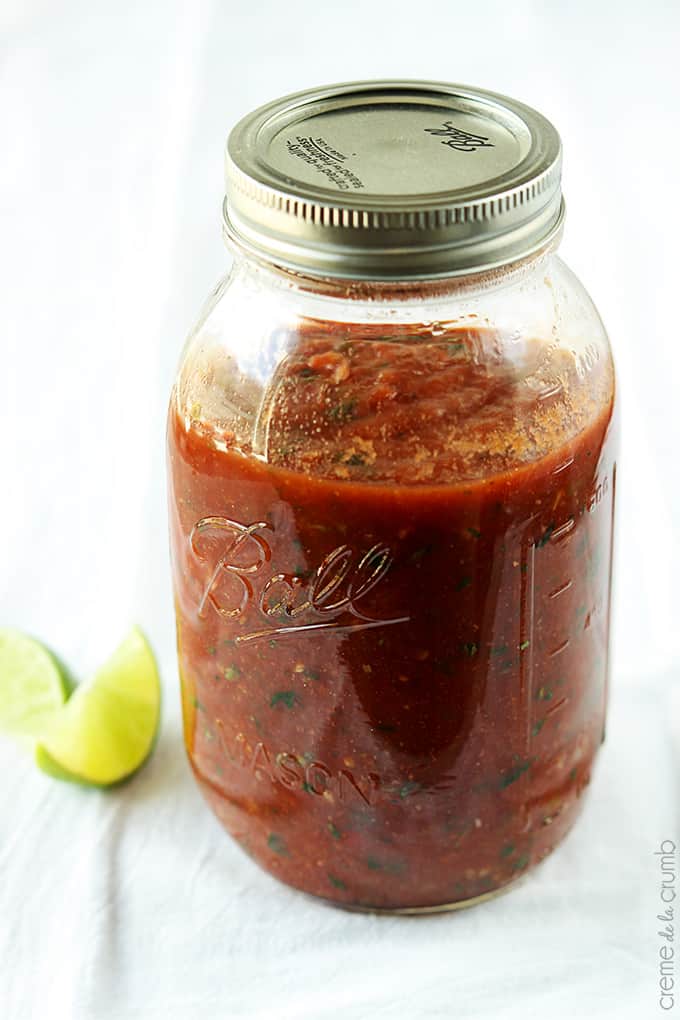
424,121,495,153
189,517,409,644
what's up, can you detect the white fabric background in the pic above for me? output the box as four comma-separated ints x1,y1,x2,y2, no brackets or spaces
0,2,678,1017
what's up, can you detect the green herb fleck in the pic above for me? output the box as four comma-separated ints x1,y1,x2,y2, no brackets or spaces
447,340,465,355
302,781,315,794
536,686,553,701
500,760,531,788
346,453,366,467
191,696,205,712
267,833,289,856
204,728,215,742
298,367,317,379
456,576,472,592
327,873,346,890
535,523,555,548
224,665,240,682
399,780,421,799
511,853,530,873
500,843,515,858
270,690,298,709
462,642,478,658
207,645,216,656
366,855,405,875
519,640,531,651
328,400,357,423
304,667,320,681
532,719,545,737
467,526,481,539
409,545,433,564
569,766,577,782
328,822,341,840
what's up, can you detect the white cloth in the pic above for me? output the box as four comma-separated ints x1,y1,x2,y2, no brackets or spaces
0,2,678,1018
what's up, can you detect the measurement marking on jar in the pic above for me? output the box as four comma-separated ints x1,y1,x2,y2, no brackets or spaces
551,456,575,476
548,639,570,658
545,697,568,718
550,518,575,542
587,476,610,513
575,342,600,379
520,540,536,761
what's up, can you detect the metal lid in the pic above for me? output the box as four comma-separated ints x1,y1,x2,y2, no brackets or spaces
224,80,564,280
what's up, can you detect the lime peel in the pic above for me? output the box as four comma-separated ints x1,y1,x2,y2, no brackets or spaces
0,629,69,739
35,627,160,788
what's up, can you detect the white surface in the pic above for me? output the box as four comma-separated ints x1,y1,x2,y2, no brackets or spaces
0,2,678,1018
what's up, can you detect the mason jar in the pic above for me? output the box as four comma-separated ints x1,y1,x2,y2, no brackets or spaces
167,81,617,912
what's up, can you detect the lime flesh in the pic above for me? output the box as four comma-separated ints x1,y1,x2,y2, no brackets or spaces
35,627,160,787
0,629,69,739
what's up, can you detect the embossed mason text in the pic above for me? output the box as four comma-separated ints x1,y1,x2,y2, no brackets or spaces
215,724,381,805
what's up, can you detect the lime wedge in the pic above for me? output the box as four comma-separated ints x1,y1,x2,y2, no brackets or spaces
35,627,160,787
0,629,69,739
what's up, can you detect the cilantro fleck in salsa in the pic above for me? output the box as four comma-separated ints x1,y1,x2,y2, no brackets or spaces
167,80,617,911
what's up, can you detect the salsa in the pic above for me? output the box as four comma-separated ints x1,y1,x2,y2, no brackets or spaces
168,321,616,910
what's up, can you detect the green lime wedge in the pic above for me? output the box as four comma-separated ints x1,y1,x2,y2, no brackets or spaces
0,629,69,739
35,627,160,787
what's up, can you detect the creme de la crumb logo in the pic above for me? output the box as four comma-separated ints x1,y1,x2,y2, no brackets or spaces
655,839,677,1012
424,120,494,153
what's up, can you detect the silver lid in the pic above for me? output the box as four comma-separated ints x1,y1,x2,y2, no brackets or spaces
224,80,564,280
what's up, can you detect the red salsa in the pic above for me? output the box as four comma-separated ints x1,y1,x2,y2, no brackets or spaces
168,321,616,910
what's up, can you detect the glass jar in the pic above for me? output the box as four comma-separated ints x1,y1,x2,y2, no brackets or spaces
167,81,617,912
